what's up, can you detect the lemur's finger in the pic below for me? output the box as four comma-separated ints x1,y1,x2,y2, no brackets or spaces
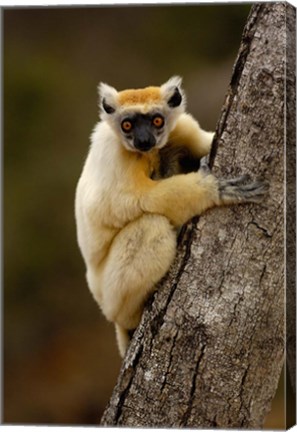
237,180,269,192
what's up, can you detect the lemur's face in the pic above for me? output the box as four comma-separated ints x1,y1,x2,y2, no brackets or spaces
117,111,168,153
99,76,186,153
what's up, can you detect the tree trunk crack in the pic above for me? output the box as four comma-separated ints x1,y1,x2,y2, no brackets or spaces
238,364,250,426
259,264,267,285
249,219,273,237
181,343,207,426
160,330,179,393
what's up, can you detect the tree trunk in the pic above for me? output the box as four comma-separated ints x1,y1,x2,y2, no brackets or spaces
101,3,294,428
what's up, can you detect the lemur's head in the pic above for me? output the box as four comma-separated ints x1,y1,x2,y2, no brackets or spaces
98,76,186,153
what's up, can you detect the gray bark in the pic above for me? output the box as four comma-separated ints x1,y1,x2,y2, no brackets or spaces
101,3,294,428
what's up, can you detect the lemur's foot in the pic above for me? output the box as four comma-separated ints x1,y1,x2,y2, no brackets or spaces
219,177,269,204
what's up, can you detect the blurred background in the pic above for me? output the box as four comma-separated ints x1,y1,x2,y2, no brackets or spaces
3,3,290,427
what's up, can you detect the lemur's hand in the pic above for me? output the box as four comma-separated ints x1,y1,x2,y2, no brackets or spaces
219,175,269,204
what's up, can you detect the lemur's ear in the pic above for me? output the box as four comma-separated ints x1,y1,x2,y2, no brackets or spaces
98,82,118,114
161,76,184,108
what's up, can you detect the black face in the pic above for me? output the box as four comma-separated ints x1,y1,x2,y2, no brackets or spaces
121,113,165,152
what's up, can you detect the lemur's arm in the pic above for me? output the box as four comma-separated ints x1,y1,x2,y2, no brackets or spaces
168,113,214,158
140,165,268,228
140,170,219,227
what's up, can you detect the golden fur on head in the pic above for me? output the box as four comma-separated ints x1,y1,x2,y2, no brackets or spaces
118,87,161,106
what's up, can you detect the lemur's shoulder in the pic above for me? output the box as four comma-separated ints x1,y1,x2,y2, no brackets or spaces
169,113,214,158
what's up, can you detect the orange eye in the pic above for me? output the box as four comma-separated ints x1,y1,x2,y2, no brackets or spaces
153,116,164,128
121,120,132,132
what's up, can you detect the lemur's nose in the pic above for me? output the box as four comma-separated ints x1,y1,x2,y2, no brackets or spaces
134,135,156,152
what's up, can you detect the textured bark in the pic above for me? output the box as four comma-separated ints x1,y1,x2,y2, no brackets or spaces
101,3,294,428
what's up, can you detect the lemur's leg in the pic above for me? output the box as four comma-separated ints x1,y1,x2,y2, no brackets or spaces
100,213,176,356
